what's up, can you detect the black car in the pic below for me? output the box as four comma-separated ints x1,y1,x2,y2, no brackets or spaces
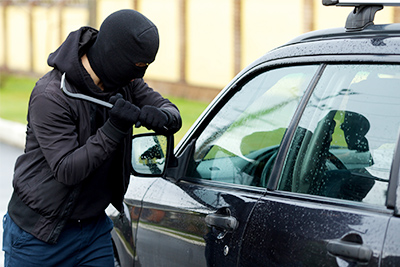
108,1,400,266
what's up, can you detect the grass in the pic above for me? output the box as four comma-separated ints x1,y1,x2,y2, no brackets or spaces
0,74,33,124
0,73,209,143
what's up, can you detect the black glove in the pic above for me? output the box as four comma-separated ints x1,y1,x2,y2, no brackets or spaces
138,105,169,133
109,94,140,132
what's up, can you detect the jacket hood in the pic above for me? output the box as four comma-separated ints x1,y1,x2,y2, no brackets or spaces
47,27,105,96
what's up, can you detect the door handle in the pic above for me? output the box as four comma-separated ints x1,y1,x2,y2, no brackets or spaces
327,239,372,262
205,212,238,232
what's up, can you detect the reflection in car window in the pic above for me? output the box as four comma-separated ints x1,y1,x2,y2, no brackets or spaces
186,66,319,187
279,64,400,206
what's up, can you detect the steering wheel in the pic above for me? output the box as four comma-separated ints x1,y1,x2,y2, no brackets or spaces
292,111,338,194
326,151,347,170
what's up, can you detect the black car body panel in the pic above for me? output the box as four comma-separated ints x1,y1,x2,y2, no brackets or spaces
135,178,261,266
109,4,400,266
382,217,400,265
239,192,392,266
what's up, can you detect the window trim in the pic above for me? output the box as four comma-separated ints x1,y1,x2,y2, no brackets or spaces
264,189,395,214
387,129,400,212
266,63,327,191
178,63,322,188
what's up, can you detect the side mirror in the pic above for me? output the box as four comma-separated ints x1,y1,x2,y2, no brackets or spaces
131,133,173,177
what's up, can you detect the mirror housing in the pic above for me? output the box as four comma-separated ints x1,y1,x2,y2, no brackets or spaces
131,133,174,177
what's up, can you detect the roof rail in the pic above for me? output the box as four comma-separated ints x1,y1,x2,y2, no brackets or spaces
323,0,400,31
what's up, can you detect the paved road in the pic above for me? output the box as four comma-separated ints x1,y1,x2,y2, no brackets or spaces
0,142,23,266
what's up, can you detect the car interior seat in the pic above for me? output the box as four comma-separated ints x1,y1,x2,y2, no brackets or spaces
320,111,375,201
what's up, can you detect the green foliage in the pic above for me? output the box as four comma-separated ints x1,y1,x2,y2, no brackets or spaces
0,74,209,143
0,74,34,124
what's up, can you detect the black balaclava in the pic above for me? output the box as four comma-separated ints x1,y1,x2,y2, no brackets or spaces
87,9,159,91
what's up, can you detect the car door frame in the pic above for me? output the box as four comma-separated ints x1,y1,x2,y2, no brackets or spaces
134,59,323,266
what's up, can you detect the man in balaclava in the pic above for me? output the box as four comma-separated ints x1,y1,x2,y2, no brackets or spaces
3,9,181,266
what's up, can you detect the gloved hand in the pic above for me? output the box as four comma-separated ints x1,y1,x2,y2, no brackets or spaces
138,105,169,132
109,93,140,132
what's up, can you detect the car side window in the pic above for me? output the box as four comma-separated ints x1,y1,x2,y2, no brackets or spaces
278,64,400,206
186,65,319,187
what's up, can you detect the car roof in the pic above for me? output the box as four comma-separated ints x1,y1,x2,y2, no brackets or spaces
240,22,400,74
285,23,400,45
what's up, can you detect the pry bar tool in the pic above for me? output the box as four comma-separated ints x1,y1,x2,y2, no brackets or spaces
61,73,169,131
61,73,113,109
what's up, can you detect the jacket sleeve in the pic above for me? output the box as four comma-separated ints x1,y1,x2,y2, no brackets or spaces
129,79,182,134
29,82,121,186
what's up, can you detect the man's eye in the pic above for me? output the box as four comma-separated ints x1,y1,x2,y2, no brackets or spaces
135,62,149,67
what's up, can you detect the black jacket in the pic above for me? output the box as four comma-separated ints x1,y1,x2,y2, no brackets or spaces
8,27,181,244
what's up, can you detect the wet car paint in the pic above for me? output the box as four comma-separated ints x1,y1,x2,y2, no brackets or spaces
135,178,262,266
239,194,390,266
109,177,158,267
382,217,400,265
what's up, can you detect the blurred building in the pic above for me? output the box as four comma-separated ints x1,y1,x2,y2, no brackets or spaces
0,0,399,101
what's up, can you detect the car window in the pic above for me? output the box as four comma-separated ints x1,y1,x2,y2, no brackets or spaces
278,64,400,207
186,65,319,187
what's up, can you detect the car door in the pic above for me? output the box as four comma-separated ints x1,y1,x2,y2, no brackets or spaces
133,65,321,266
239,64,400,266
